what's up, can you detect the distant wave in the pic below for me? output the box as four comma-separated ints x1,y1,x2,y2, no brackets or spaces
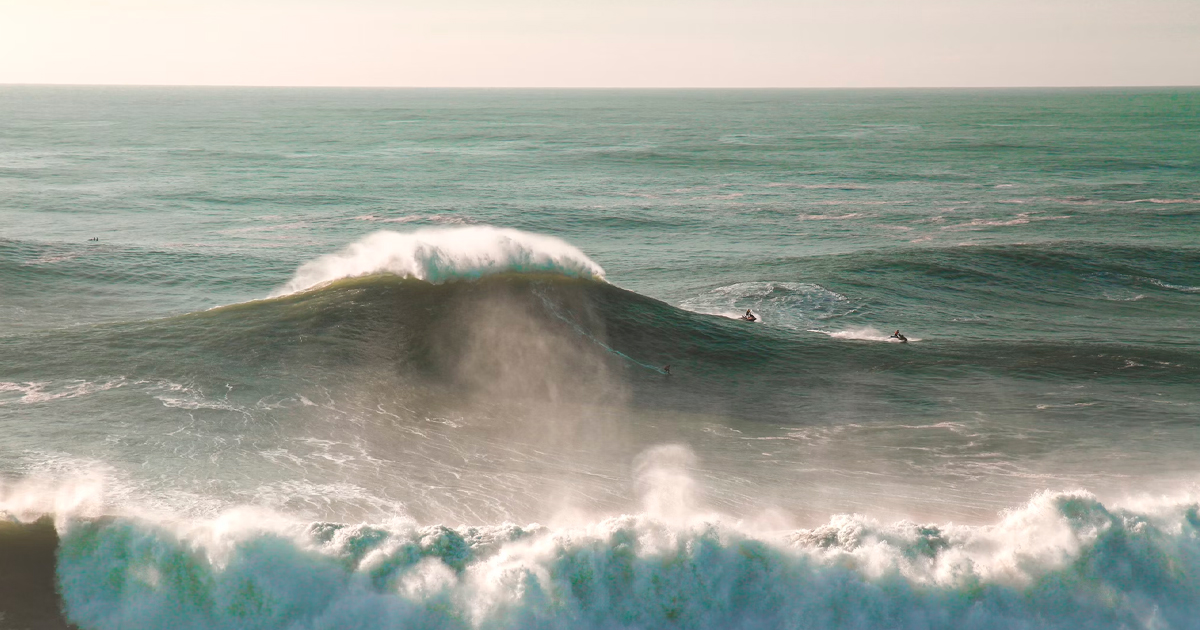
270,227,606,297
353,213,477,225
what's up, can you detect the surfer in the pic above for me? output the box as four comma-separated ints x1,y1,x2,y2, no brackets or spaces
891,330,908,343
740,310,757,322
663,365,671,375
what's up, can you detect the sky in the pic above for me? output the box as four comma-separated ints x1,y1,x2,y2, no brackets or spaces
1,0,1198,87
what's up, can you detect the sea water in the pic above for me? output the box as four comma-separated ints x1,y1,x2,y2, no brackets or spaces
1,87,1199,629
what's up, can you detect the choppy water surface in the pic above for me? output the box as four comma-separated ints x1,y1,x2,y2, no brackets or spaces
1,87,1199,629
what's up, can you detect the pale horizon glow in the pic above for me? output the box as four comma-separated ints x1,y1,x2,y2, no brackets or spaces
2,0,1198,88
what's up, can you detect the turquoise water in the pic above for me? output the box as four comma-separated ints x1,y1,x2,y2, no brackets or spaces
2,87,1199,629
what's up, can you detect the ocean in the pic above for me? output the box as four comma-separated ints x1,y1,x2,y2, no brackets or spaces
1,86,1198,629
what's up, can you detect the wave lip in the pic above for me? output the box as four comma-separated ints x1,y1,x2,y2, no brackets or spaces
270,227,606,297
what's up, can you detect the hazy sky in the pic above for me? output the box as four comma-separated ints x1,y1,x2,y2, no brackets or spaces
2,0,1198,87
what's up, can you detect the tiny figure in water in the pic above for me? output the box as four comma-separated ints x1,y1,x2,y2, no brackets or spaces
663,365,671,375
891,330,908,343
740,310,757,322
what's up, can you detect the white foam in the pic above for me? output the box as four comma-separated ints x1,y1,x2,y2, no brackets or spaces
24,252,82,265
7,445,1200,629
810,326,921,342
679,281,849,329
0,378,127,406
1150,279,1200,293
36,477,1200,630
270,227,606,297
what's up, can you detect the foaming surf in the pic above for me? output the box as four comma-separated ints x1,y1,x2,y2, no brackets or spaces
270,227,606,297
4,447,1200,630
0,379,128,406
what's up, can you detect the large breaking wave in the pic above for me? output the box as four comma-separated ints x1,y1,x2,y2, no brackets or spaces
5,230,1200,629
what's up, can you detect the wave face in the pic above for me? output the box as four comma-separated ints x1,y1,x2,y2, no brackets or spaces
3,240,1199,529
270,228,606,297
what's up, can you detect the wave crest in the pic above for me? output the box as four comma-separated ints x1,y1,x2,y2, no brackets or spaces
45,489,1200,630
270,228,606,297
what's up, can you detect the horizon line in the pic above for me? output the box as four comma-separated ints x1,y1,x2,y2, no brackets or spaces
3,83,1200,90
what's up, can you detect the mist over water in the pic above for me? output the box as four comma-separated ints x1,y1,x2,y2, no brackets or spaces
2,87,1199,629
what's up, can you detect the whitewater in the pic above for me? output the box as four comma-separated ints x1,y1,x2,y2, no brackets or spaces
2,87,1199,629
269,227,606,297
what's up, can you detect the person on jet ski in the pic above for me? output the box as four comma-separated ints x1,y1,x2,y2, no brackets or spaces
891,330,908,343
741,310,757,322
